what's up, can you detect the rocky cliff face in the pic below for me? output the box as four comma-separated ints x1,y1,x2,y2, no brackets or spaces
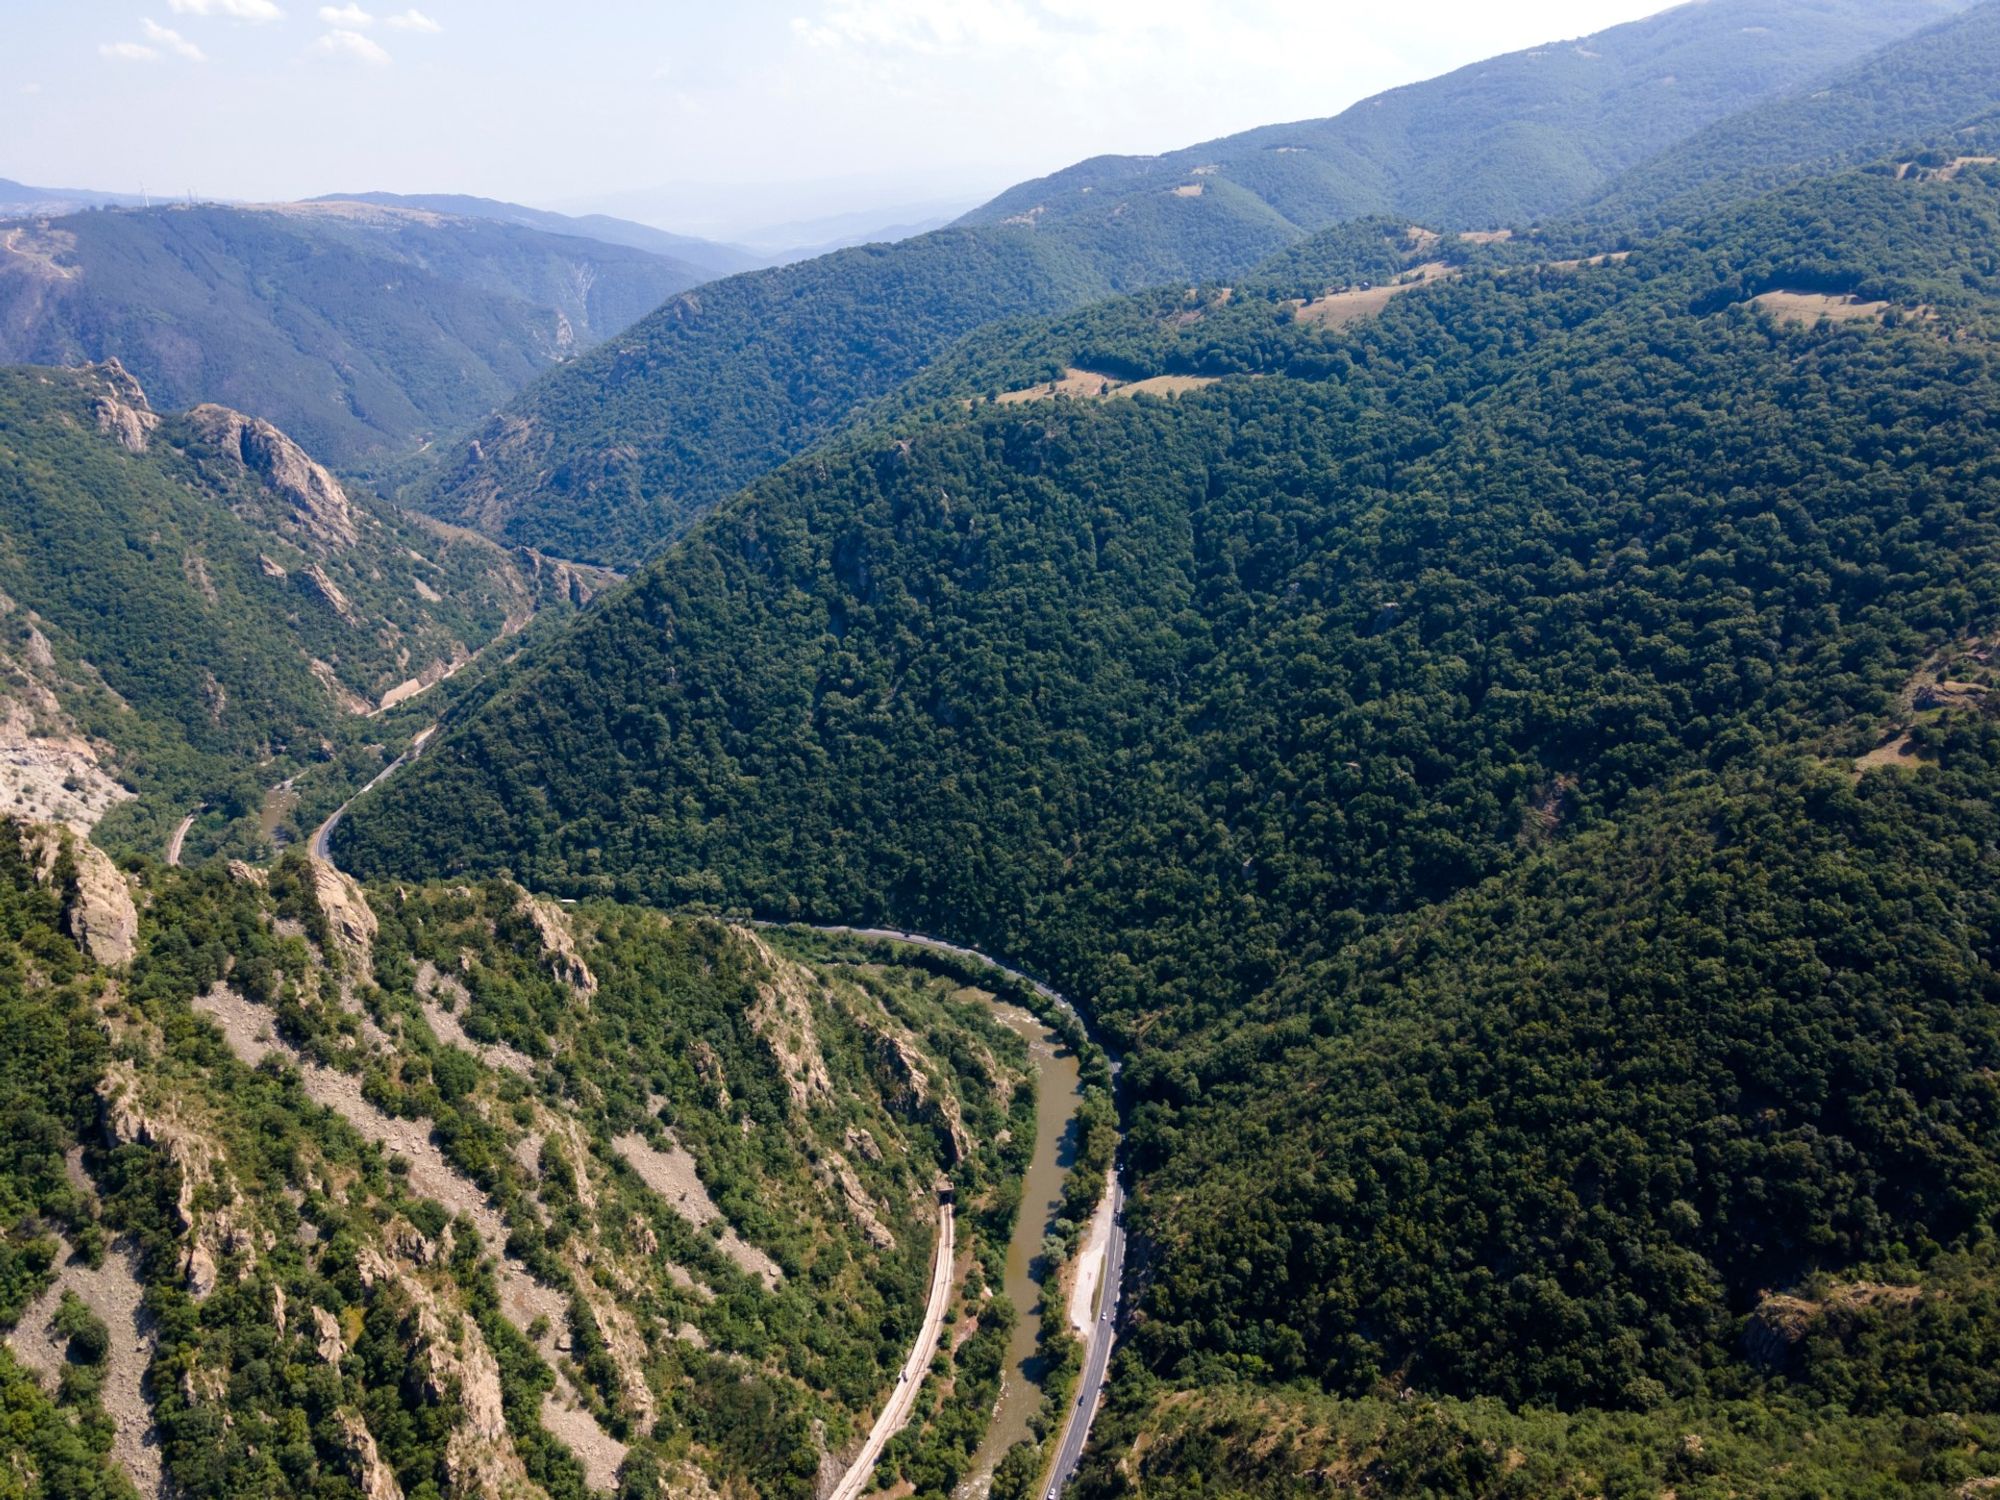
86,359,160,454
186,403,361,549
516,547,621,611
0,361,623,855
0,600,133,833
20,821,137,965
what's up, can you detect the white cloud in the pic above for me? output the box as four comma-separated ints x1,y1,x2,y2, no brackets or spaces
783,0,1406,139
792,0,1041,55
167,0,284,20
142,19,209,61
385,8,441,32
314,27,392,63
99,41,161,61
318,4,373,25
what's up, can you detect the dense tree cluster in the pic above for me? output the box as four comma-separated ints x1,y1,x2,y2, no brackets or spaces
413,1,1984,569
344,164,2000,1488
419,228,1126,565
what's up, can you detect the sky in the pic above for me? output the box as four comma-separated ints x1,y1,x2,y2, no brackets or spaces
5,0,1677,240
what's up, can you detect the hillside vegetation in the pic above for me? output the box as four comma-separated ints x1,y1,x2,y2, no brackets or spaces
311,192,762,279
1581,0,2000,231
418,230,1121,564
964,0,1974,252
0,821,1029,1498
0,362,604,861
413,0,1967,567
0,202,710,467
340,161,2000,1489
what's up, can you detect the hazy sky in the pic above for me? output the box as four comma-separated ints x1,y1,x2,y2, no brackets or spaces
8,0,1676,237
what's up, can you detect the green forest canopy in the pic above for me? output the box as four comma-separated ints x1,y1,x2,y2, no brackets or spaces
341,162,2000,1487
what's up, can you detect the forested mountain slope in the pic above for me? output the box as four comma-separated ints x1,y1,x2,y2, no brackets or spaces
963,0,1972,251
0,822,1025,1499
1581,0,2000,231
414,0,1962,567
418,230,1120,564
313,192,762,279
0,201,710,467
1087,745,2000,1496
0,362,604,861
342,164,2000,1489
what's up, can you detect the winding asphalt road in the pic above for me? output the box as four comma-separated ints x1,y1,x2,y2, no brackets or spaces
1045,1172,1125,1500
164,812,197,868
828,1198,957,1500
300,764,1125,1500
776,924,1127,1498
309,726,436,861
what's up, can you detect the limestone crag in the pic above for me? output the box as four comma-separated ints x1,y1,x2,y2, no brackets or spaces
355,1246,531,1499
88,359,161,454
310,857,379,978
514,888,597,998
21,822,137,964
188,403,361,548
98,1060,268,1298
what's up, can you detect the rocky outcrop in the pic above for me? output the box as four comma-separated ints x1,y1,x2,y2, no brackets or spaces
98,1060,267,1298
1915,679,1989,712
88,359,160,454
187,403,361,549
817,1151,895,1251
560,1244,657,1426
300,565,363,627
514,889,596,998
738,929,834,1110
1745,1281,1923,1368
336,1411,405,1500
853,1005,970,1167
516,547,621,612
308,658,374,716
356,1247,529,1499
309,857,378,979
21,822,137,964
312,1305,347,1365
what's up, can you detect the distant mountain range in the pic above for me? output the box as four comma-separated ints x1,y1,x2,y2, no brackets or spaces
0,360,603,859
306,191,763,279
736,201,979,262
412,0,1982,566
0,199,716,467
959,0,1975,257
0,176,147,216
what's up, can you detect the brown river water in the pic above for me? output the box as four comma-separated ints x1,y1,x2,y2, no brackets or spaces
958,999,1085,1496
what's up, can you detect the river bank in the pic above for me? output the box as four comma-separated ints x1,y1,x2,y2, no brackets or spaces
761,924,1124,1500
962,999,1085,1495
